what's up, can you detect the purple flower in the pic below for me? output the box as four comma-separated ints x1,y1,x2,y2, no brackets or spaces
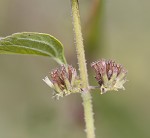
43,65,81,99
91,59,127,94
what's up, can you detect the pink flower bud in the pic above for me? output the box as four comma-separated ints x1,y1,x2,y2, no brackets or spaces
43,65,81,99
91,59,127,94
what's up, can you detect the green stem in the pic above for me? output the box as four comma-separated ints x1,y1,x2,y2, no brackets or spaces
70,0,95,138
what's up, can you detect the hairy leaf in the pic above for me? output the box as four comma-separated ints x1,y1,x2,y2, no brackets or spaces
0,32,67,64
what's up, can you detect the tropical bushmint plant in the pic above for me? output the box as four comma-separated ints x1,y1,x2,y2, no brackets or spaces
0,0,127,138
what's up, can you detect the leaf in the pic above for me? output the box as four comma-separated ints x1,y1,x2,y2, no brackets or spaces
0,32,67,64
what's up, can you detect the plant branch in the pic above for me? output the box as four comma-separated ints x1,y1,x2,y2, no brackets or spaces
70,0,95,138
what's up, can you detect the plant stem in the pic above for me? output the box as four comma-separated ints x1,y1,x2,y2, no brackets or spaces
70,0,95,138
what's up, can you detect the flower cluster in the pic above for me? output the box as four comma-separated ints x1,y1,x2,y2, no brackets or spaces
91,59,127,94
43,65,81,99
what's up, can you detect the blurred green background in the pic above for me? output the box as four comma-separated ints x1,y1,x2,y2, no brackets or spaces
0,0,150,138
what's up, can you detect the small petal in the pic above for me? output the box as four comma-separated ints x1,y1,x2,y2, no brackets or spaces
43,76,54,88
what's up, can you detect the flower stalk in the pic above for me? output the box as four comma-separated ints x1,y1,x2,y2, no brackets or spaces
70,0,95,138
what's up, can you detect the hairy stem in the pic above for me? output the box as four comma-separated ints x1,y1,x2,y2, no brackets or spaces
70,0,95,138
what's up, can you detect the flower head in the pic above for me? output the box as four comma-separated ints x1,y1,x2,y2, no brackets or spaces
43,65,81,99
91,59,127,94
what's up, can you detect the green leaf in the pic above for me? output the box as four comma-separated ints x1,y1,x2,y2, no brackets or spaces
0,32,67,64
